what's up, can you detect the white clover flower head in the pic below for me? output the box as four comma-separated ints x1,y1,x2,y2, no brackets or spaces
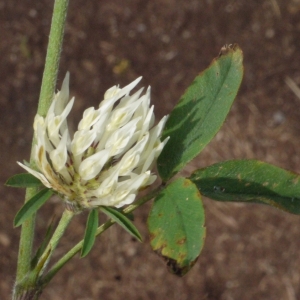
18,73,169,211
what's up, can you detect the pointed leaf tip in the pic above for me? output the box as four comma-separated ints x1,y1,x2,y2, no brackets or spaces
6,173,42,188
157,44,243,181
14,188,53,227
100,206,142,242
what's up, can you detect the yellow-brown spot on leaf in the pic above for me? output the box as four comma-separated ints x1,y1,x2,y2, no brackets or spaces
183,179,192,187
176,238,186,245
149,233,156,242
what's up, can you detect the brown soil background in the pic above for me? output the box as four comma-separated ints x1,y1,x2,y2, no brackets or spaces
1,0,300,299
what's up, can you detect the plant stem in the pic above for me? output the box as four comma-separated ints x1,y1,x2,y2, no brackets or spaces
38,0,70,117
36,209,74,277
41,186,164,286
13,211,74,300
15,0,69,289
15,188,37,283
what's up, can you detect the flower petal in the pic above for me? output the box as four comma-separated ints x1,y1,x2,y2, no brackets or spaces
78,107,102,131
47,97,75,146
118,133,149,175
78,149,110,181
17,162,52,188
105,118,140,156
71,129,96,156
54,72,70,115
49,130,68,172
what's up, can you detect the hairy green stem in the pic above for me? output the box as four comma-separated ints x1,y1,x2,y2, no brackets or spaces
15,188,37,283
36,209,74,276
41,186,164,286
15,0,69,293
13,211,73,300
37,0,70,116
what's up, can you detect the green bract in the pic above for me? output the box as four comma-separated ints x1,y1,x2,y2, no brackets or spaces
81,209,99,257
14,189,53,227
100,206,142,242
6,173,42,188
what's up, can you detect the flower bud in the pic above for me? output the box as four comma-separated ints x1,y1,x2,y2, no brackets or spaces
18,74,169,211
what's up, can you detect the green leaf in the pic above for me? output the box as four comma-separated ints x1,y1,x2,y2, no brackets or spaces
148,178,206,276
6,173,42,188
157,44,244,181
14,188,53,227
100,206,142,242
31,216,56,268
190,159,300,214
81,209,99,257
